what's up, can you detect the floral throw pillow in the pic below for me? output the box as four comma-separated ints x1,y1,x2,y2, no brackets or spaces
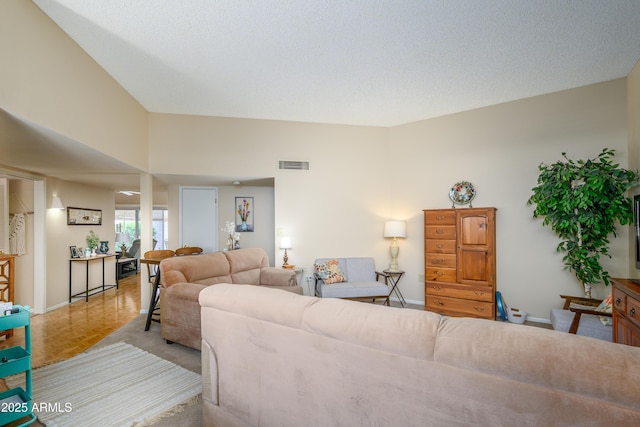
314,259,346,284
595,293,613,326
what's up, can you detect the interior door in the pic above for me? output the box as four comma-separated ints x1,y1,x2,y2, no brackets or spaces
179,187,218,253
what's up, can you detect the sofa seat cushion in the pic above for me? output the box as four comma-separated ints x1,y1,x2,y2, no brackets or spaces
549,308,612,342
319,280,389,298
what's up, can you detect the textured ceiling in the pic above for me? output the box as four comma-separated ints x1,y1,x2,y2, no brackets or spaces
6,1,640,194
33,0,640,127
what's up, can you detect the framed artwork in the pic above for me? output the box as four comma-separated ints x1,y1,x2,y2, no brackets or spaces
69,246,80,258
235,197,254,232
67,207,102,225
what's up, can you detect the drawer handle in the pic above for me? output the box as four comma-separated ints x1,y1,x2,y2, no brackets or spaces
431,286,441,291
436,243,444,249
616,298,622,306
474,291,485,296
474,306,485,312
436,300,444,306
435,271,444,277
433,258,445,264
436,215,445,220
435,229,445,235
631,308,636,317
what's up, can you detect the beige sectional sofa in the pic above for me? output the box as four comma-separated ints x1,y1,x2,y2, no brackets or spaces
200,284,640,427
159,247,302,349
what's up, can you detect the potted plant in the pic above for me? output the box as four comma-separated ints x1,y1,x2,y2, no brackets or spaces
86,230,100,256
527,148,639,297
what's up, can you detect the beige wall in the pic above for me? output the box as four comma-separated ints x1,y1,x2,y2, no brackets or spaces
390,79,629,317
1,0,636,320
8,179,35,306
0,0,148,170
46,179,117,308
148,80,629,319
628,59,640,278
149,113,391,290
165,184,276,263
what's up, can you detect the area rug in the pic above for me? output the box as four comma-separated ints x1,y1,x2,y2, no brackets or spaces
6,342,202,427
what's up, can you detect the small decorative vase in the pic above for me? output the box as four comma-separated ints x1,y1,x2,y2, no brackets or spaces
91,248,97,257
241,221,248,231
234,240,240,250
227,238,234,251
84,248,91,257
99,241,109,254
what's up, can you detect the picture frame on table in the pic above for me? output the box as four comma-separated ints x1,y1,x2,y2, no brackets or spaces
69,246,80,258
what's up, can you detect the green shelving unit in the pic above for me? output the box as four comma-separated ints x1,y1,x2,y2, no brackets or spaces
0,305,35,426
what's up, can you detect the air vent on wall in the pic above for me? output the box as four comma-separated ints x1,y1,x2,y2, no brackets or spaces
279,161,309,170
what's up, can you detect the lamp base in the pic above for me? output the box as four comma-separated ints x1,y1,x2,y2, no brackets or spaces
282,248,289,268
389,239,400,271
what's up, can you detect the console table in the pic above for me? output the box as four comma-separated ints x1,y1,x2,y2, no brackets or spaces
69,254,117,303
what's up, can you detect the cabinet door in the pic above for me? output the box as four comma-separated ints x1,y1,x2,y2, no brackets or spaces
615,315,640,346
456,209,496,286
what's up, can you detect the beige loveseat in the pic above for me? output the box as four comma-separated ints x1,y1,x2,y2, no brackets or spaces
200,284,640,426
159,247,301,349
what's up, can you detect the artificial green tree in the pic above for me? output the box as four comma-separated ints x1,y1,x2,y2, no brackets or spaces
527,148,639,297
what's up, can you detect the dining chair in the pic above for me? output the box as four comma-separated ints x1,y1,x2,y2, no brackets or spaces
143,249,176,331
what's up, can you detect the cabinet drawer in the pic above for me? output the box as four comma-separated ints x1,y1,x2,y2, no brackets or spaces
424,210,455,225
613,287,627,313
425,282,493,302
425,225,455,239
425,268,456,283
425,253,456,269
425,239,456,254
426,294,494,319
627,297,640,329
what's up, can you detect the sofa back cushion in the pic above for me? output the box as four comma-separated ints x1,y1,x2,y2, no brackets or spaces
314,257,377,283
344,257,376,282
160,252,231,287
224,247,269,285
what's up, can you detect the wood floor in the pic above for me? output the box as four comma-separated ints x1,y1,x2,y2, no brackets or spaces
0,274,143,368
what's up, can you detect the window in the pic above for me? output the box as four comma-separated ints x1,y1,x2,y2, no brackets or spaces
115,208,168,249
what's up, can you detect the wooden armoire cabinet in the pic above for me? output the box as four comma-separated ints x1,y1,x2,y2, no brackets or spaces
611,278,640,347
424,207,497,319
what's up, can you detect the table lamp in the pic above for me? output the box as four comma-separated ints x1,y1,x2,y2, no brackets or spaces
116,233,130,253
280,237,292,267
383,221,406,271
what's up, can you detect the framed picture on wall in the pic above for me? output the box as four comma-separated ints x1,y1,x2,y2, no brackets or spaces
67,207,102,225
235,197,254,232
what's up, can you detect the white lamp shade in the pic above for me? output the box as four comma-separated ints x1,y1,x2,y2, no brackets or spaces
383,221,406,238
116,233,130,243
50,196,64,210
280,237,292,249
